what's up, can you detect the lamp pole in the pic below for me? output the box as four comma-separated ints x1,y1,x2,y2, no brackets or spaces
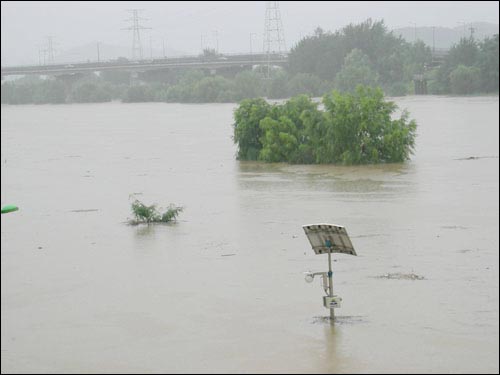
250,32,257,56
327,251,334,321
213,29,219,54
303,224,357,324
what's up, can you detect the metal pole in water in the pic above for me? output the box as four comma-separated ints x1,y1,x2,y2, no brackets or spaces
328,251,334,322
303,224,357,323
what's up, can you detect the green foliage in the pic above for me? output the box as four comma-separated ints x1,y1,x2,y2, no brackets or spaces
322,86,416,164
154,70,237,103
266,70,289,99
402,40,433,81
1,81,36,104
386,81,409,96
449,65,481,95
192,76,234,102
130,199,183,224
233,70,265,101
335,49,379,93
287,19,496,96
179,70,206,85
259,95,320,163
70,82,112,103
426,68,443,94
435,37,479,93
160,205,184,223
123,85,155,103
233,98,272,160
3,78,69,104
100,70,131,85
477,35,499,93
259,116,299,162
429,34,498,94
164,83,193,102
3,27,496,106
289,19,414,86
287,73,322,97
131,200,158,223
233,86,417,165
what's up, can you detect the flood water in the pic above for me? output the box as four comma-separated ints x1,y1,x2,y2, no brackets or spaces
1,96,499,373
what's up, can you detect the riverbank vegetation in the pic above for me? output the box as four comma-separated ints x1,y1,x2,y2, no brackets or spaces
233,86,417,165
1,19,497,105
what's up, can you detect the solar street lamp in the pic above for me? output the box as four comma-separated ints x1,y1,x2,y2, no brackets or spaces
303,223,357,322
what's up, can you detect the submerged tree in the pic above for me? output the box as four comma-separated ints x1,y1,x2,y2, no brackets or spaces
321,86,416,164
233,97,272,160
233,85,417,165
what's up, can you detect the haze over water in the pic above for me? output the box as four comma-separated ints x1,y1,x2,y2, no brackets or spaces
1,96,499,373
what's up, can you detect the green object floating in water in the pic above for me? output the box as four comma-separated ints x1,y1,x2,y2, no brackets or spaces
1,205,19,214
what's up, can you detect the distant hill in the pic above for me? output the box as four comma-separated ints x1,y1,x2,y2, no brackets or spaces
392,22,499,49
54,42,187,64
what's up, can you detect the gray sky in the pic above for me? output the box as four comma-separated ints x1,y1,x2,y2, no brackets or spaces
1,1,499,65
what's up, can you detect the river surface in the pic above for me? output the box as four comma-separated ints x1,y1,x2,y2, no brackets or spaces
1,96,499,373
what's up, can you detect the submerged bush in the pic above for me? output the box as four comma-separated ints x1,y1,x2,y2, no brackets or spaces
129,199,183,225
70,82,112,103
123,85,155,102
233,85,417,165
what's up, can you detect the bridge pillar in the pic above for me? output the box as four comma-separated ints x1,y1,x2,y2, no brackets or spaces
413,74,428,95
130,71,141,86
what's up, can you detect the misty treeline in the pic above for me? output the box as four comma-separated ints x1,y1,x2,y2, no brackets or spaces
1,19,498,105
289,20,499,96
233,86,417,165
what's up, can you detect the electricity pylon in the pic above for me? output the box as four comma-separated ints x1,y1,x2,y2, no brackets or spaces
123,9,151,61
263,1,286,78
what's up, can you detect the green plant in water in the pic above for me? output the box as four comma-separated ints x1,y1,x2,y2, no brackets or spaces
160,205,184,223
130,199,183,225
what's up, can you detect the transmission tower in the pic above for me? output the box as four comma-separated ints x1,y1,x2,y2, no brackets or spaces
123,9,151,60
46,36,56,64
263,1,286,77
469,25,475,39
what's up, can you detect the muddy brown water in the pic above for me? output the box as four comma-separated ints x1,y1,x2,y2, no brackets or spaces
1,96,498,373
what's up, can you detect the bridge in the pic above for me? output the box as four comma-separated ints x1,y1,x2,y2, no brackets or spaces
0,52,288,77
1,47,448,79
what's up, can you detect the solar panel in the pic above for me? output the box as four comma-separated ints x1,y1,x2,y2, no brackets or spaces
302,223,357,256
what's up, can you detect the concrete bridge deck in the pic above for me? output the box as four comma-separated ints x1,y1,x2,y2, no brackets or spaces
1,53,288,77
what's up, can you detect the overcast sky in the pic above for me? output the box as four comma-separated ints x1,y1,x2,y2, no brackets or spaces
1,1,499,65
